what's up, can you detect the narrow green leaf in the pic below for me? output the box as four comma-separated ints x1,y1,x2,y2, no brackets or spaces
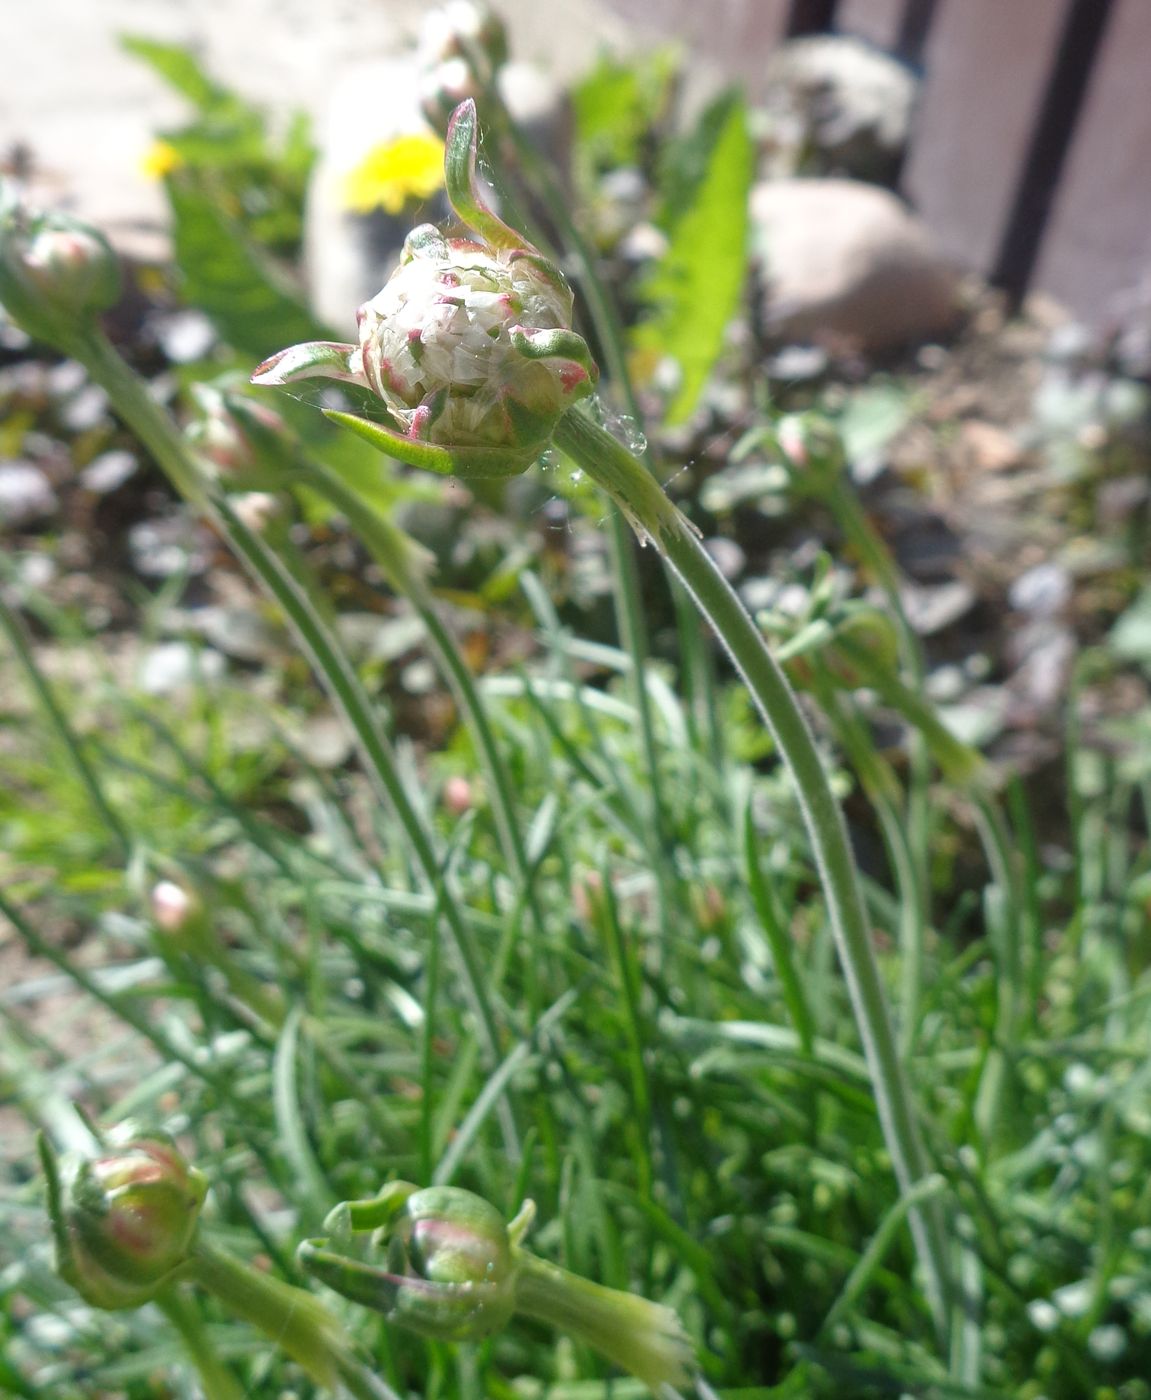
273,1006,333,1222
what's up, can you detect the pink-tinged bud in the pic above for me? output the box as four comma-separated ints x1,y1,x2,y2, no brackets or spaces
42,1134,208,1310
252,101,597,479
571,868,606,923
185,383,292,483
352,222,589,458
0,189,121,346
443,774,473,814
774,412,844,489
150,879,200,934
301,1183,518,1343
301,1182,693,1392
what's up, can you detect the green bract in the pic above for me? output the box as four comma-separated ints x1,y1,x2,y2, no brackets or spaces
251,100,597,478
41,1134,208,1311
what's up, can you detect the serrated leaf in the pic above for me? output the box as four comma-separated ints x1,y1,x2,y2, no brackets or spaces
122,34,258,125
166,177,327,359
630,91,753,425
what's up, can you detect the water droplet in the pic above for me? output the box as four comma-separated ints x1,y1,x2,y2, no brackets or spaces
610,414,647,455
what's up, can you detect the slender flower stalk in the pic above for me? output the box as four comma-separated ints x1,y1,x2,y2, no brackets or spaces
299,1182,693,1395
414,14,680,906
0,179,520,1159
252,98,955,1345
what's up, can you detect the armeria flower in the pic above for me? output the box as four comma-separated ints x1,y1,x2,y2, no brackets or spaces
300,1181,693,1395
252,100,597,479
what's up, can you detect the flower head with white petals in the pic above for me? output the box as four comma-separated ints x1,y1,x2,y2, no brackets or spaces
252,101,596,479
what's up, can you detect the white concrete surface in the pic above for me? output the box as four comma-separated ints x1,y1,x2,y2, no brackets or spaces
1,0,639,251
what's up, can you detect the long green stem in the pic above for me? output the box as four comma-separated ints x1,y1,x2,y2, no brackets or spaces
0,589,130,855
825,476,935,1026
298,463,525,877
514,1248,690,1393
70,325,518,1160
553,407,953,1342
156,1290,246,1400
190,1241,397,1400
498,109,676,899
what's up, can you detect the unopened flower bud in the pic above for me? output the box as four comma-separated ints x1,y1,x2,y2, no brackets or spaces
42,1134,207,1310
775,412,844,491
300,1181,693,1393
443,774,473,814
418,3,508,92
185,383,291,484
150,879,202,935
0,188,121,347
253,101,597,479
300,1182,517,1342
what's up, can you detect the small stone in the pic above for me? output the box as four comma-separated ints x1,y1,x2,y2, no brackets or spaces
0,462,58,527
137,642,225,694
958,420,1022,473
1008,562,1070,618
704,536,746,580
128,517,211,578
81,450,138,494
45,359,87,397
899,579,975,636
59,383,110,433
751,179,960,354
154,308,217,364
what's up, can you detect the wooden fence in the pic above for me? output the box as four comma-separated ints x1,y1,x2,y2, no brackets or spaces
603,0,1151,329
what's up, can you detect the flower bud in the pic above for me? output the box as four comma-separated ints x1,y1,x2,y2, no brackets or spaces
150,879,201,935
42,1134,207,1310
774,412,845,493
300,1182,693,1392
252,100,597,479
443,774,474,814
418,3,508,94
300,1183,518,1342
0,187,121,347
185,383,292,484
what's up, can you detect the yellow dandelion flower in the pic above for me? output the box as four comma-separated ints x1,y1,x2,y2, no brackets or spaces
141,141,183,179
342,132,445,215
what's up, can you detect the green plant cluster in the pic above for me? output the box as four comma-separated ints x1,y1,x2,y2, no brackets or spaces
1,21,1151,1400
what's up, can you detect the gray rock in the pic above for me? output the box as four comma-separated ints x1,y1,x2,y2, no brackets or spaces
761,36,919,186
1009,562,1071,618
750,178,961,354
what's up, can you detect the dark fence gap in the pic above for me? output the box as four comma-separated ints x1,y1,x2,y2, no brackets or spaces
785,0,839,38
896,0,940,66
991,0,1118,308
